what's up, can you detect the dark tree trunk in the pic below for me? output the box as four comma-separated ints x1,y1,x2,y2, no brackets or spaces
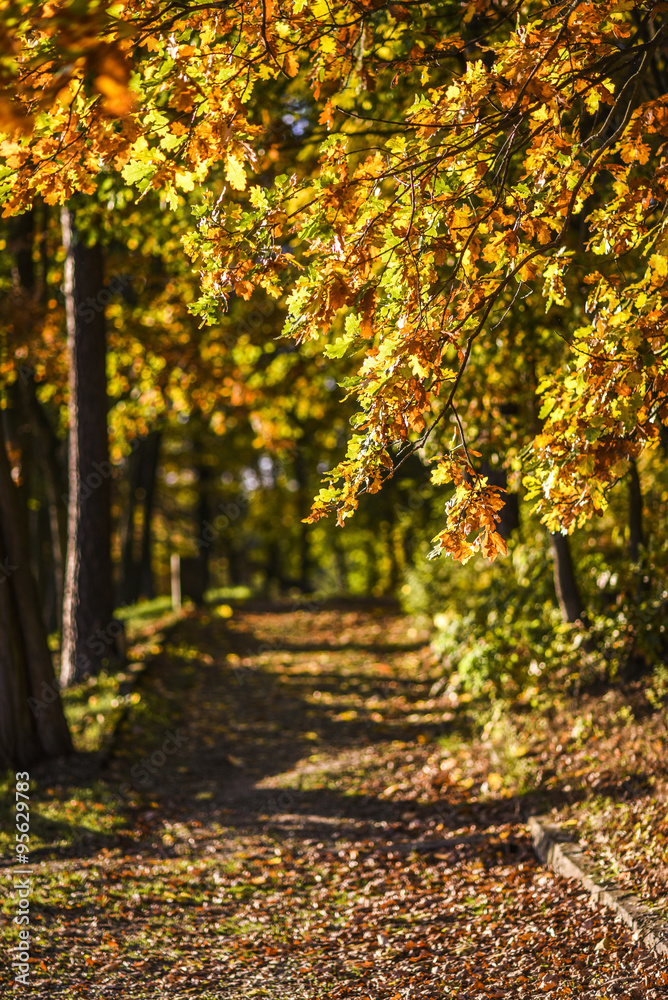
11,208,67,628
119,431,161,604
0,207,72,766
8,210,35,292
550,532,584,623
3,393,34,573
0,421,72,765
294,449,311,592
379,521,399,595
479,462,519,540
331,533,348,592
118,445,142,606
265,538,283,595
60,206,114,685
38,503,59,634
365,540,379,593
195,439,212,600
388,523,404,595
16,379,67,629
628,459,644,562
225,536,242,587
37,198,49,303
0,565,41,770
298,523,310,592
138,431,160,599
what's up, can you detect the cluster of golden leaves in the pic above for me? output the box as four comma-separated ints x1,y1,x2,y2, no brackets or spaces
2,0,668,560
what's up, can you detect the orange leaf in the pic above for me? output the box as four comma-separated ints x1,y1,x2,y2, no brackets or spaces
318,100,334,129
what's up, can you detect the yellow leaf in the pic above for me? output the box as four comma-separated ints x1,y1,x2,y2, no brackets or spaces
487,772,503,791
175,170,195,192
225,153,247,191
409,356,429,379
431,460,453,486
649,253,668,277
249,185,269,209
584,89,600,115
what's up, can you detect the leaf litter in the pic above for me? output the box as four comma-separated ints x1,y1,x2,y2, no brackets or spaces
1,603,668,999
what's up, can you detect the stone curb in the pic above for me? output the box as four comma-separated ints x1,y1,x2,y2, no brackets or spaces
528,814,668,958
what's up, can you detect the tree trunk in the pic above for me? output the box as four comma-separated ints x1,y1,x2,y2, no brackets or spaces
331,533,348,593
0,420,72,764
628,459,644,562
265,539,283,595
16,378,67,629
11,206,68,629
294,449,311,592
60,206,115,685
118,444,142,606
365,540,379,593
0,566,41,770
479,462,519,540
380,521,399,595
138,431,160,599
8,210,35,292
550,532,584,623
118,431,161,605
225,535,242,587
195,439,212,600
0,206,73,766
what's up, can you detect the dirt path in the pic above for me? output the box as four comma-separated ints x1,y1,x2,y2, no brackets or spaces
3,605,668,998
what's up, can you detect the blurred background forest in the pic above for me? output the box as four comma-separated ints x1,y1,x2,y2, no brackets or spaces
3,194,668,723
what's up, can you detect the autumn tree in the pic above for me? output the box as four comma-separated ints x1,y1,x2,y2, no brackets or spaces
3,0,668,575
0,209,72,767
60,206,117,684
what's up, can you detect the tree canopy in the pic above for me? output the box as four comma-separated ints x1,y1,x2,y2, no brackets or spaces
2,0,668,566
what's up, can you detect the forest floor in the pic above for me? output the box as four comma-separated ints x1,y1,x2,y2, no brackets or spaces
2,601,668,998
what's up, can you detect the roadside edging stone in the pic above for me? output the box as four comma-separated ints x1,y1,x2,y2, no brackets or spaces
528,814,668,958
